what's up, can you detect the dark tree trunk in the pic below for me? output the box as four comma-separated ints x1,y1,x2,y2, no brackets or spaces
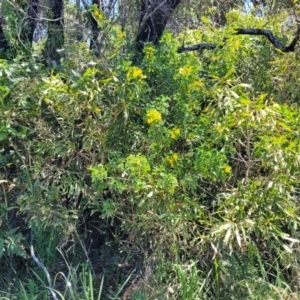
50,0,64,28
252,0,267,6
1,0,39,57
90,0,104,55
212,0,235,27
43,0,64,65
27,0,39,44
17,0,39,48
136,0,181,54
0,17,10,58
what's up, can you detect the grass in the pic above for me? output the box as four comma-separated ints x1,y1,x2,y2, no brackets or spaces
0,241,298,300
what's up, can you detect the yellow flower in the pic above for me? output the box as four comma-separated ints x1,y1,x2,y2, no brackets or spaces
94,10,104,21
179,66,193,76
132,68,142,78
224,165,231,174
146,109,162,124
117,32,125,40
127,66,147,81
233,40,241,50
144,46,155,59
188,80,203,90
167,153,179,167
162,32,172,42
169,128,180,139
172,153,179,161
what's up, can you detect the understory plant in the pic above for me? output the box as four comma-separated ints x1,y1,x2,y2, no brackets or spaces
1,7,300,299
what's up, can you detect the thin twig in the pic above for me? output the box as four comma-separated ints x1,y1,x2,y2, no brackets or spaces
74,228,96,277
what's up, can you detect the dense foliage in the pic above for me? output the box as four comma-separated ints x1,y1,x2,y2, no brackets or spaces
1,1,300,299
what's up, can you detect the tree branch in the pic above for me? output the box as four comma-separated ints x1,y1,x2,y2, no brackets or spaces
178,43,218,53
235,28,300,52
177,27,300,53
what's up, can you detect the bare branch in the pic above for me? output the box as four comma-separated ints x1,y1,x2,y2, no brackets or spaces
177,26,300,53
178,43,218,53
235,27,300,52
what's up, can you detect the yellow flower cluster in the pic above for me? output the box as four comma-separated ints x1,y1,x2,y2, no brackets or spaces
117,32,125,40
167,153,179,167
178,66,193,76
224,165,231,174
93,10,104,21
127,66,147,81
146,109,162,124
133,68,143,78
233,39,241,50
169,128,180,139
144,46,155,59
188,80,203,90
162,32,172,42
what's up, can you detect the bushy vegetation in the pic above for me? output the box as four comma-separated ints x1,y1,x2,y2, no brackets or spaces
1,2,300,299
